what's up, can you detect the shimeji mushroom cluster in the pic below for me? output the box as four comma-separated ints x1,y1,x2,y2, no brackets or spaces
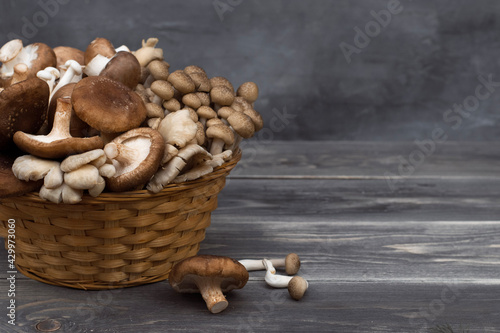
0,37,264,203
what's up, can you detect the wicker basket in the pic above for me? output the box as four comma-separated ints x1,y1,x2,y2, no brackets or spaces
0,150,241,290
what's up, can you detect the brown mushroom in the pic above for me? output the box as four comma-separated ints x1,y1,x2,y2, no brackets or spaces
84,37,116,65
227,112,255,139
168,70,195,94
182,93,202,109
148,60,170,81
237,82,259,103
168,255,249,314
72,76,147,133
100,51,141,89
0,77,50,148
53,46,85,68
206,124,235,155
13,98,104,159
210,76,234,93
210,85,234,106
150,80,174,101
104,127,164,192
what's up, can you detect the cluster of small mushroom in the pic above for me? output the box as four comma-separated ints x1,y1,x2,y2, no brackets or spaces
168,253,308,314
0,37,263,203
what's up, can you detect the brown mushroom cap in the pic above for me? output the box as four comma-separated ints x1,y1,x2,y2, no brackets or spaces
53,46,85,68
105,127,165,192
182,93,202,109
100,51,141,89
169,255,249,313
210,76,234,93
0,77,49,148
148,60,170,81
189,72,212,92
237,82,259,103
84,37,116,65
197,106,217,120
72,76,147,133
227,112,255,138
285,253,301,275
0,153,43,198
27,43,57,78
206,124,235,146
287,276,308,301
184,65,206,75
210,86,234,106
167,70,195,94
150,80,174,100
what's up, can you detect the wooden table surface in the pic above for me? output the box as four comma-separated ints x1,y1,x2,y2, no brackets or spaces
1,141,500,333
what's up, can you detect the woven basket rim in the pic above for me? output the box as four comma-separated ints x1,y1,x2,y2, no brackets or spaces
2,149,242,205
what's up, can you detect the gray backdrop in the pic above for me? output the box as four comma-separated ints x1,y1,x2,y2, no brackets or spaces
1,0,499,141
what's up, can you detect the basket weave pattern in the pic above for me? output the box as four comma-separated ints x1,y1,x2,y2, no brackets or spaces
0,150,241,290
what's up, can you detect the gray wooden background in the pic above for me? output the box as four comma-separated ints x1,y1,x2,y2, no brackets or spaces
1,0,500,141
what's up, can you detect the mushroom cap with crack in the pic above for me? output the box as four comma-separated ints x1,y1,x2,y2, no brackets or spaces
72,76,147,133
105,127,165,192
100,51,141,89
84,37,116,65
0,153,43,198
0,77,49,148
167,70,195,94
169,255,249,293
23,43,58,80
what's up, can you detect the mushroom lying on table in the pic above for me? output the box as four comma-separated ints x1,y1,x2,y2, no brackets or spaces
169,255,249,314
239,253,301,275
262,259,308,301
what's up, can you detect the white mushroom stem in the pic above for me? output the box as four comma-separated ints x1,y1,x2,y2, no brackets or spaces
239,253,300,275
37,67,60,95
52,60,83,97
194,277,229,314
115,45,131,53
83,54,111,77
10,63,28,85
104,142,138,165
262,259,293,288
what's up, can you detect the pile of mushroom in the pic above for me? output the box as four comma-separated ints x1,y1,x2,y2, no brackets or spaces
0,37,264,203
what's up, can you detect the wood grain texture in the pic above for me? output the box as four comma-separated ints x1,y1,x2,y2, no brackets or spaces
0,142,498,332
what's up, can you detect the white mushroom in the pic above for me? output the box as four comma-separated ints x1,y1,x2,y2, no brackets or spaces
147,144,211,193
157,109,198,149
63,164,100,190
51,60,84,97
239,253,300,275
262,259,308,300
12,155,60,182
60,149,106,173
37,67,60,96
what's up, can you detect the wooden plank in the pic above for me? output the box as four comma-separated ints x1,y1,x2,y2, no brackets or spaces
233,141,500,178
0,278,498,332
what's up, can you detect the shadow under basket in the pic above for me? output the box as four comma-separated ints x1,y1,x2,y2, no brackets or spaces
0,150,241,290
